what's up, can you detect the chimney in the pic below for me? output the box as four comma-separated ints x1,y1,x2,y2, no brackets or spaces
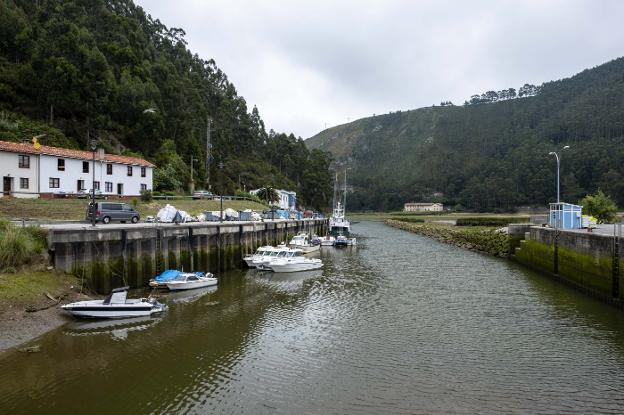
97,148,105,160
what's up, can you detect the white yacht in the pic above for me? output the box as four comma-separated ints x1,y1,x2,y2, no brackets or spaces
288,233,320,253
268,249,323,273
62,287,167,319
329,201,351,237
320,235,336,246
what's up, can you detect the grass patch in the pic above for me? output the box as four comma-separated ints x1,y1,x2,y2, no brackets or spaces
0,271,78,309
0,198,268,221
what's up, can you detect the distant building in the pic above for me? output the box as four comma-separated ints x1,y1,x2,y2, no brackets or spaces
404,202,443,212
250,188,297,210
0,140,154,198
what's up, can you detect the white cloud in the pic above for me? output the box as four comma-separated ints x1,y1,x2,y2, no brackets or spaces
137,0,624,137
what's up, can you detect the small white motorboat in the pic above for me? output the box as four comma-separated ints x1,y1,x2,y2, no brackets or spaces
320,235,336,246
288,233,320,254
268,249,323,273
253,245,291,269
62,287,167,319
244,246,274,268
165,272,218,291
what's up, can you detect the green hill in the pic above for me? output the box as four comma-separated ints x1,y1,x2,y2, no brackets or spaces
0,0,333,210
307,57,624,211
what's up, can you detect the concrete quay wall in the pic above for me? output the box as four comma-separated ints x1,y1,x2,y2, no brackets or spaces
48,219,327,293
514,226,622,305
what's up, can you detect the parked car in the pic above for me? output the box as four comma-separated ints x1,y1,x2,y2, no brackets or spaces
86,202,140,224
192,190,213,200
77,189,104,199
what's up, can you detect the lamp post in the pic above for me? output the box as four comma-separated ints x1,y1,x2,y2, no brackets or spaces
548,145,570,204
219,161,224,222
90,139,97,227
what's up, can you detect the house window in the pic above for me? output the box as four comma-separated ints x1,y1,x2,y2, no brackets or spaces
140,184,147,192
77,180,86,191
20,178,29,189
105,182,113,192
57,159,65,171
141,167,146,177
49,178,60,188
127,165,133,176
94,181,100,190
18,155,30,168
83,161,89,173
106,164,113,175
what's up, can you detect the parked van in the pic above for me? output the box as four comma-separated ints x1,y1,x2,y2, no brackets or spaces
86,202,140,224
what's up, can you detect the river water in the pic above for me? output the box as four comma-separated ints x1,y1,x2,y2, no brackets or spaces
2,221,624,414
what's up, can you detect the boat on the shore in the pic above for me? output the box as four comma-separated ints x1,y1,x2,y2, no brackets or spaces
61,287,167,319
165,272,218,291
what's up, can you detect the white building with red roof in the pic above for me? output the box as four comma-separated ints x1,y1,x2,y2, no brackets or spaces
0,140,154,198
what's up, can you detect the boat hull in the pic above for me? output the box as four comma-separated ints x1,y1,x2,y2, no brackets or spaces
269,262,322,273
166,278,218,291
62,301,165,319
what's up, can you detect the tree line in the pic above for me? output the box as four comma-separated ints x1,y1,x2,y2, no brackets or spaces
0,0,333,210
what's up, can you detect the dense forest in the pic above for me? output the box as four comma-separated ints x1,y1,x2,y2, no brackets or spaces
0,0,333,210
307,57,624,211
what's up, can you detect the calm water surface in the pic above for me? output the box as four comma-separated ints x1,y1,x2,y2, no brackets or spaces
2,221,624,414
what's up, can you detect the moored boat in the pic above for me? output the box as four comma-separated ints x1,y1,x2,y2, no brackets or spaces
244,246,274,268
320,235,336,246
288,232,320,254
267,249,323,273
149,269,183,288
166,272,218,291
62,287,167,319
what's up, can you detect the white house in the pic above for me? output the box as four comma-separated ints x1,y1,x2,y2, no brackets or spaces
250,188,297,210
404,202,443,212
0,140,154,198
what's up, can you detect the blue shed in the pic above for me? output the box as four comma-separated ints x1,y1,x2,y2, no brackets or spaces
549,202,582,229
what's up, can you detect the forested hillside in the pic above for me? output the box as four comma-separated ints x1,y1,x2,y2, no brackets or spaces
307,57,624,211
0,0,333,210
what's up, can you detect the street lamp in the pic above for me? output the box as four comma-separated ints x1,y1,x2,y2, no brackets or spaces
90,139,97,227
548,145,570,204
219,161,224,222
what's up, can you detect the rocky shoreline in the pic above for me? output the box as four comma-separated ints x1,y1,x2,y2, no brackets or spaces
385,219,510,257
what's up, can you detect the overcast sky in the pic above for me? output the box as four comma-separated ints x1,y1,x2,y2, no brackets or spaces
137,0,624,138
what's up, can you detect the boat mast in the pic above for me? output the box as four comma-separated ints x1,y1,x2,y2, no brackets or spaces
333,171,338,211
343,170,347,214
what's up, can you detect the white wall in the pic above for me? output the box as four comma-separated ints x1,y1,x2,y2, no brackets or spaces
40,156,152,196
0,152,39,198
0,151,153,197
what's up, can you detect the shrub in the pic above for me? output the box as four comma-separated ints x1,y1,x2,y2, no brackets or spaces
456,216,529,226
140,189,153,202
0,222,46,272
579,190,618,223
391,216,425,223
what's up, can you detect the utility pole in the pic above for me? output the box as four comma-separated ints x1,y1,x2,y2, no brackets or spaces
206,118,212,191
190,156,195,194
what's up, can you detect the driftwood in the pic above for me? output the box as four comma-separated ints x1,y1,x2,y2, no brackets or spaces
25,292,69,313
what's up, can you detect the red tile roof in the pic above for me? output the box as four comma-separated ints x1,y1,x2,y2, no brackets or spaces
0,140,155,167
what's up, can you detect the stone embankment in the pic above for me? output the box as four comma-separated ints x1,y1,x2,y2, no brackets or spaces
385,219,510,257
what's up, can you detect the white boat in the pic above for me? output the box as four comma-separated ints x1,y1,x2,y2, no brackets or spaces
253,245,291,269
62,287,167,319
166,272,218,291
288,233,320,253
320,235,336,246
244,246,274,268
268,249,323,273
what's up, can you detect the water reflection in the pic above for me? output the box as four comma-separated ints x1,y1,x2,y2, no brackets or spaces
1,222,624,414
